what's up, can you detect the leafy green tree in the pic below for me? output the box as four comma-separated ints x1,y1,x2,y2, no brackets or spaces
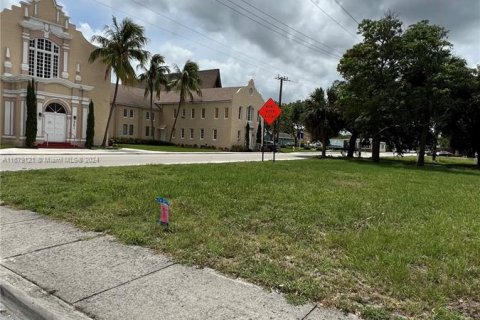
401,20,452,166
85,100,95,149
25,79,37,148
441,62,480,166
256,119,262,144
280,100,305,147
89,17,149,147
139,54,170,141
338,13,403,162
169,60,202,142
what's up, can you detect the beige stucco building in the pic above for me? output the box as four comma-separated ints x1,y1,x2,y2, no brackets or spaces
0,0,110,147
112,76,264,150
1,0,265,150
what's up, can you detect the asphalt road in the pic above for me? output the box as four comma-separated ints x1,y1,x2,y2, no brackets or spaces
0,148,330,172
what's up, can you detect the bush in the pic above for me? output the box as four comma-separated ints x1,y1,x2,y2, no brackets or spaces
109,137,175,146
230,144,250,152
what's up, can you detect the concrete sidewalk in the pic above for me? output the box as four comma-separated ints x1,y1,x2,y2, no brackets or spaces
0,206,359,320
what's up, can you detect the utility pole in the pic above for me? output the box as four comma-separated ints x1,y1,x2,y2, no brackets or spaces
273,75,290,162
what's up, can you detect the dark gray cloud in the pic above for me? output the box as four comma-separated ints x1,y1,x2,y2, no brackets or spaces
2,0,478,102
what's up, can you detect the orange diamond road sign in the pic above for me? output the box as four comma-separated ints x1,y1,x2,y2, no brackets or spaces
259,98,282,125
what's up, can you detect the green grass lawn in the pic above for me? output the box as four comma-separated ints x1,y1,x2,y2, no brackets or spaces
118,144,222,152
1,159,479,319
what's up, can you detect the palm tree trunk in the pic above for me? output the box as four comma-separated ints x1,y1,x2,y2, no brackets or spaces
169,100,183,142
101,77,119,148
150,92,154,141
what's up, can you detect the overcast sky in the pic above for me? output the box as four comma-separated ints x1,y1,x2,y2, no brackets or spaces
2,0,479,102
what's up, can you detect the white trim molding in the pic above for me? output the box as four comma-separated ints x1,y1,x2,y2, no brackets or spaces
0,75,94,91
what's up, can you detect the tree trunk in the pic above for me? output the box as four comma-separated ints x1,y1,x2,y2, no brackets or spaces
372,137,380,163
150,92,154,141
347,132,358,158
169,100,183,142
417,123,428,167
477,149,480,168
101,77,120,148
321,132,327,157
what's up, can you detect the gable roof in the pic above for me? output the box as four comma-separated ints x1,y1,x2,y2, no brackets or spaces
112,84,241,108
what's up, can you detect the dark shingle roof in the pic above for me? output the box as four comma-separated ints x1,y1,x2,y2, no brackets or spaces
112,84,241,108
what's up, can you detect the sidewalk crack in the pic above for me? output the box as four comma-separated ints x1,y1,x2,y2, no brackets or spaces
301,305,318,320
72,262,177,304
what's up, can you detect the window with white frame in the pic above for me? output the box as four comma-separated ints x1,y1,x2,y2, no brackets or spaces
238,106,243,119
237,130,241,142
145,126,150,137
213,129,218,140
191,109,195,119
200,128,205,140
247,106,254,121
190,128,194,139
181,128,185,139
182,109,186,118
129,110,134,118
28,38,59,78
122,124,128,135
224,108,229,119
123,109,128,118
201,108,206,119
214,108,219,119
129,124,134,136
146,112,150,120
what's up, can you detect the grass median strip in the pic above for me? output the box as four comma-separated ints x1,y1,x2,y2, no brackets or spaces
1,159,479,319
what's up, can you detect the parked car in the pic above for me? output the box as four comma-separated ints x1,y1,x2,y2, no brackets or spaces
437,151,453,157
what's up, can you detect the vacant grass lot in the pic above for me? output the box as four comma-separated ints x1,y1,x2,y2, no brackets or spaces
1,159,479,319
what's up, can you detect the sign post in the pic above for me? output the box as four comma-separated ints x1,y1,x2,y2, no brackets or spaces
259,98,282,162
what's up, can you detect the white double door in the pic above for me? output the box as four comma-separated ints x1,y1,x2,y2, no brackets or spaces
44,112,66,142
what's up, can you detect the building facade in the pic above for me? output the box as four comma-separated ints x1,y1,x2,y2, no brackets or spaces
112,78,264,150
0,0,110,147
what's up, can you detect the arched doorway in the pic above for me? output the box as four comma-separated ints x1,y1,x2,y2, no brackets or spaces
44,103,67,142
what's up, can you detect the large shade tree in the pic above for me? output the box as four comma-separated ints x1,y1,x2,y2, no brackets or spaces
338,13,404,162
139,54,170,141
89,17,149,147
169,60,202,142
400,20,452,166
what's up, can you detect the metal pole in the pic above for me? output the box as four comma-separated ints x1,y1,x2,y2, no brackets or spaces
261,119,265,162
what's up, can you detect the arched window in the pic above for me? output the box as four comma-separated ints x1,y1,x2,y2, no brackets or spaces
45,103,66,114
28,39,59,78
247,106,254,121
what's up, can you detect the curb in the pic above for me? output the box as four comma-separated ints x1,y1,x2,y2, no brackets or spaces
0,266,92,320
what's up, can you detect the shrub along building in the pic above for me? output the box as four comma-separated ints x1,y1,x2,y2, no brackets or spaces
0,0,110,147
1,0,265,150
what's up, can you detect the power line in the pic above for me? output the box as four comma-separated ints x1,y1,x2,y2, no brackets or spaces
129,0,284,73
310,0,359,39
333,0,360,25
237,0,343,55
216,0,341,59
89,0,285,76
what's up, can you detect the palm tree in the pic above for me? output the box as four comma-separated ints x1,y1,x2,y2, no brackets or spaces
139,54,170,141
168,60,202,142
89,17,150,147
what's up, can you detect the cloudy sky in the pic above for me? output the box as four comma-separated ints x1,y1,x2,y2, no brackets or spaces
2,0,479,102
